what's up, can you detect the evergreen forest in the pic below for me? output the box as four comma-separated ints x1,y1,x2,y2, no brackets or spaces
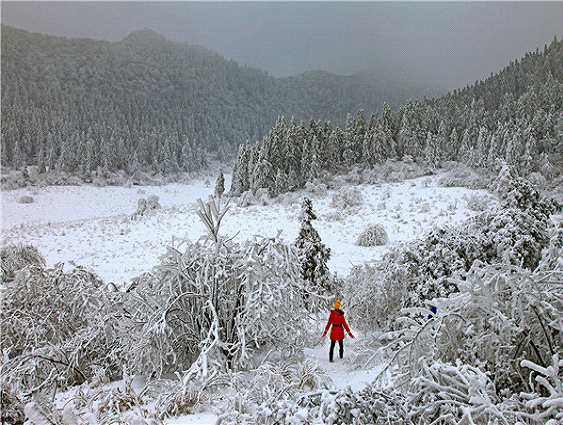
231,37,563,196
1,25,437,179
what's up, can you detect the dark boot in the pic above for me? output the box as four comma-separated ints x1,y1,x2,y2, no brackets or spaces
329,340,336,362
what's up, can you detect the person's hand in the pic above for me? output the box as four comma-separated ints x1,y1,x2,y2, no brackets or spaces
322,332,326,337
349,333,355,338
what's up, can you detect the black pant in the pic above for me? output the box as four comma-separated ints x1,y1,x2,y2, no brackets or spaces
329,339,344,361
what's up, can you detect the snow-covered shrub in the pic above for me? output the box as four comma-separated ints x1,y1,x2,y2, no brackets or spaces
480,207,550,270
153,377,212,420
17,195,34,204
1,262,122,398
405,359,508,424
229,386,409,425
323,211,344,221
376,262,563,423
119,198,324,383
24,396,63,425
356,223,388,246
135,195,161,216
345,262,408,332
521,354,563,423
496,166,561,217
146,194,160,210
378,159,427,183
236,359,330,409
58,378,159,425
136,198,148,215
527,171,548,189
305,180,328,196
0,243,45,282
237,189,259,207
1,382,25,425
276,190,301,206
538,220,563,271
331,186,363,210
464,192,489,211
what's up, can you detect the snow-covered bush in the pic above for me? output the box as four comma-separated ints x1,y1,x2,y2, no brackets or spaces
345,263,408,333
1,382,25,425
305,180,328,196
538,220,563,272
154,377,213,420
51,377,160,425
521,354,563,423
146,194,160,210
237,189,259,207
480,207,550,269
0,243,45,282
224,386,409,425
234,358,330,411
375,262,563,423
119,198,324,384
1,261,122,409
135,195,161,216
17,195,34,204
323,211,344,221
496,165,561,217
331,186,363,210
356,223,388,246
438,164,495,189
464,192,490,211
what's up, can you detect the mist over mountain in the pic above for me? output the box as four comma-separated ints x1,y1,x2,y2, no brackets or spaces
1,25,441,177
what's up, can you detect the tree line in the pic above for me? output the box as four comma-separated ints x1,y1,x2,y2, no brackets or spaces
230,37,563,196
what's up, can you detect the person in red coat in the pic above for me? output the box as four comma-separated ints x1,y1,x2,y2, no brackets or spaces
322,300,355,362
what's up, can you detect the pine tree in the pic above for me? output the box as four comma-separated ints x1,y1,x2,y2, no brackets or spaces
12,138,23,170
37,139,46,174
295,197,331,293
447,127,459,161
214,168,225,197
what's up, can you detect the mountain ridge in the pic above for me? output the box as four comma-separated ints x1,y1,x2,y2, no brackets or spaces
0,24,444,177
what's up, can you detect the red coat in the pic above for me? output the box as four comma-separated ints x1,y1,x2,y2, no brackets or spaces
324,309,351,341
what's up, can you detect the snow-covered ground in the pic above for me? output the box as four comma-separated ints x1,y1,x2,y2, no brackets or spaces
1,174,496,287
1,173,498,424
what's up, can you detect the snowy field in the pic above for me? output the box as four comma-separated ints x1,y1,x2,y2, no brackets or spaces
1,173,496,288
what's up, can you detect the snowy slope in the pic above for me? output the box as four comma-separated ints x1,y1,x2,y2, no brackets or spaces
1,174,496,287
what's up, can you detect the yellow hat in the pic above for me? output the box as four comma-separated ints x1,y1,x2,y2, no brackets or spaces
334,300,341,310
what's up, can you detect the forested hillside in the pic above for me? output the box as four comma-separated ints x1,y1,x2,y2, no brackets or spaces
231,37,563,196
1,25,436,178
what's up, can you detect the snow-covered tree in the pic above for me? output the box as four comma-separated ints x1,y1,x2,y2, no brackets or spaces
214,168,225,197
295,197,331,293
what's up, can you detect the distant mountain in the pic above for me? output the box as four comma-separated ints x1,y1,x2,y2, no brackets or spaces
0,25,443,176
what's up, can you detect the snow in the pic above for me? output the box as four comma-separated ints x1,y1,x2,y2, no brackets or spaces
165,413,218,425
305,336,384,392
1,173,497,424
1,174,493,288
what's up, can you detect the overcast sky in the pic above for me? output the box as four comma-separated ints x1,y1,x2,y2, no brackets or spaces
2,1,562,91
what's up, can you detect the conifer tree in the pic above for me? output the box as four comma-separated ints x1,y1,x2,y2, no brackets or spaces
37,140,46,174
214,168,225,197
295,197,331,292
12,138,23,170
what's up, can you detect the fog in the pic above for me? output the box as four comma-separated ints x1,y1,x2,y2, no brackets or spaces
2,1,562,91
